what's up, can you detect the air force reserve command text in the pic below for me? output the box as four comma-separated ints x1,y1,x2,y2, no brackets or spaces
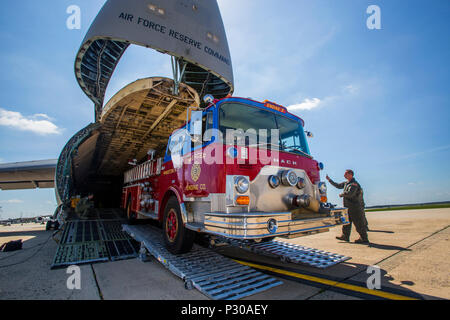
181,304,269,317
118,12,231,66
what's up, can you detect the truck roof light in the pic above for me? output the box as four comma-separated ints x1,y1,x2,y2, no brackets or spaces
203,94,215,104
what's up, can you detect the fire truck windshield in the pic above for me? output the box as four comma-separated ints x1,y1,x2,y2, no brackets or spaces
219,102,311,156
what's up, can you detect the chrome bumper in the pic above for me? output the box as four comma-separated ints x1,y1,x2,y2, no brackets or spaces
201,208,349,240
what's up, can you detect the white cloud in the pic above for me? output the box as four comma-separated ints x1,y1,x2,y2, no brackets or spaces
343,84,359,95
33,113,53,121
0,108,61,135
287,98,321,111
0,199,24,204
286,81,365,113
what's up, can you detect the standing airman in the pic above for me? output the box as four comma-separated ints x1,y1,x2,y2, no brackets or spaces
327,170,369,244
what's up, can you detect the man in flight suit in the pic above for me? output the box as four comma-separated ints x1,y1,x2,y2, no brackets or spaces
75,193,95,220
327,170,369,244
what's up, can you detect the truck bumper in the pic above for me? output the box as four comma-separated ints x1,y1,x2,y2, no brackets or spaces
202,208,349,240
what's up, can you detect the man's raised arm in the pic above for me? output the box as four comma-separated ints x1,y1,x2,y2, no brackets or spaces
326,175,345,189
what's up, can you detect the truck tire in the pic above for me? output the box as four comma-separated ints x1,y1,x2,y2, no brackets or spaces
126,196,137,225
163,197,195,254
45,220,52,231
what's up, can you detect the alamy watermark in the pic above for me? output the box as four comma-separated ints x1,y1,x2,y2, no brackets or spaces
169,128,282,168
367,5,381,30
66,5,81,30
366,265,381,290
66,265,81,290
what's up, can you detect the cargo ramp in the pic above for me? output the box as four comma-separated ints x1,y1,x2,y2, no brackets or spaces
122,224,283,300
51,209,140,269
217,239,351,269
123,224,352,300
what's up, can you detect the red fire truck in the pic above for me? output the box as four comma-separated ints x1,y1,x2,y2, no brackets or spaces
122,96,349,254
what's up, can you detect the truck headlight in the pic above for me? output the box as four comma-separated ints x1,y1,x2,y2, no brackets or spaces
281,170,297,187
318,182,327,194
268,175,281,189
296,177,306,189
235,176,249,194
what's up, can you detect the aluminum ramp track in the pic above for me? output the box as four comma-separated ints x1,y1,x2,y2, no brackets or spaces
122,224,283,300
222,239,351,268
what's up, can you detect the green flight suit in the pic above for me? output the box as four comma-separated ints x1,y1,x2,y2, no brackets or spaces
329,178,368,241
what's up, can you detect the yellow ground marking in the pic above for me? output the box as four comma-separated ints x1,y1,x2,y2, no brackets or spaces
234,259,418,300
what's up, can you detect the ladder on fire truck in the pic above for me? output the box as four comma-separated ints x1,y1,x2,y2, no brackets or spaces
122,224,351,300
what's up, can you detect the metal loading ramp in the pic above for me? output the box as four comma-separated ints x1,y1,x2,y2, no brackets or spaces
122,224,283,300
220,239,351,269
52,209,140,269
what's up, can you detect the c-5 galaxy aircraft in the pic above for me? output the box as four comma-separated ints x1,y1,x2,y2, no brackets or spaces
0,0,234,210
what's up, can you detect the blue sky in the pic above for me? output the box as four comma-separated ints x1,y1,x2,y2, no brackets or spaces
0,0,449,219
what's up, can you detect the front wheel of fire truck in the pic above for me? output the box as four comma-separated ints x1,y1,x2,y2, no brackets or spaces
163,197,195,254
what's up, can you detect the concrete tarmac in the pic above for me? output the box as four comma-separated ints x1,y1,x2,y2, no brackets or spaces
0,208,448,300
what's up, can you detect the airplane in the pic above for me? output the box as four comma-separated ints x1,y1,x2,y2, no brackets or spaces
0,0,234,212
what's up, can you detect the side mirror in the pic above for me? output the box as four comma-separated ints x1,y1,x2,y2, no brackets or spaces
147,149,156,160
203,112,214,142
305,131,314,138
190,111,203,143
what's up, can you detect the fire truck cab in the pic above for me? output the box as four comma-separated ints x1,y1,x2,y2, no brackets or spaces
122,96,349,254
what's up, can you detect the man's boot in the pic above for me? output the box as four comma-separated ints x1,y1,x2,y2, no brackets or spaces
354,238,369,244
336,235,349,242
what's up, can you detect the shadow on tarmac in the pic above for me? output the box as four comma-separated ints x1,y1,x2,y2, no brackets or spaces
368,229,395,234
335,240,411,251
213,245,444,300
367,242,411,251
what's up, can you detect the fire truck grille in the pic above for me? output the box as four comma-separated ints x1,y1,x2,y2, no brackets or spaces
122,224,283,300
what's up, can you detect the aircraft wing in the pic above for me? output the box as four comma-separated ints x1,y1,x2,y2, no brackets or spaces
0,159,57,191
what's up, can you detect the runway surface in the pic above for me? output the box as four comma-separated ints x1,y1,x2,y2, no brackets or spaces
0,208,448,300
